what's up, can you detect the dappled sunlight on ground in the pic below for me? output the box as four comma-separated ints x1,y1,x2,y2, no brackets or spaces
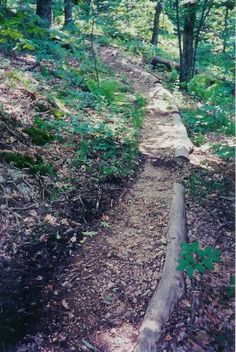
92,322,139,352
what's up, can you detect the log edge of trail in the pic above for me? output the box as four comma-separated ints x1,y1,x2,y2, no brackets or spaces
134,182,187,352
171,112,194,160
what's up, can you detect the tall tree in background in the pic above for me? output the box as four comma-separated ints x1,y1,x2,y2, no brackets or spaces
222,0,234,53
151,0,163,46
176,0,214,84
0,0,7,7
36,0,53,27
64,0,73,27
181,1,196,82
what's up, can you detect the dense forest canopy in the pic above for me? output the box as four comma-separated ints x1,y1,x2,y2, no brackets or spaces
0,0,235,75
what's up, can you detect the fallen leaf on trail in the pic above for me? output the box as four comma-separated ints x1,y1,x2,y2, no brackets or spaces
44,214,57,225
182,298,191,307
46,284,54,290
195,330,211,345
8,137,16,143
40,234,50,242
61,218,69,225
62,299,69,310
29,210,37,217
103,295,113,303
188,338,206,352
23,217,35,225
102,215,109,221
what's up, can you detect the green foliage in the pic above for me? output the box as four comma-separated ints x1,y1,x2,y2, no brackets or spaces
0,11,46,52
100,221,110,228
80,231,98,243
177,241,221,278
86,79,128,104
211,143,235,160
193,132,205,146
182,103,234,138
188,171,228,198
184,74,234,137
0,151,55,175
70,121,139,179
224,274,235,298
23,127,55,145
135,93,147,108
188,74,233,103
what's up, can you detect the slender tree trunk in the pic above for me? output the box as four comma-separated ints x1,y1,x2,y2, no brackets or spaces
85,0,91,15
192,0,212,76
175,0,183,75
151,1,163,46
64,0,73,26
223,7,229,53
180,2,196,83
36,0,53,27
0,0,7,7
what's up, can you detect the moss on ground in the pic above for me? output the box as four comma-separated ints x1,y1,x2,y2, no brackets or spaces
23,127,55,145
0,151,55,175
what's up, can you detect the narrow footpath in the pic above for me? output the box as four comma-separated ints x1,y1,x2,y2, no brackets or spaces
44,47,191,352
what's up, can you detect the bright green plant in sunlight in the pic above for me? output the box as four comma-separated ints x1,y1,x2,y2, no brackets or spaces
177,241,221,278
211,144,235,160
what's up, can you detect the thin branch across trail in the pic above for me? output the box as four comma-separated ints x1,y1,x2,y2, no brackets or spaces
90,1,100,85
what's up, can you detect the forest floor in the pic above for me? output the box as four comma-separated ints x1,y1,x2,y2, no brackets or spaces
0,46,235,352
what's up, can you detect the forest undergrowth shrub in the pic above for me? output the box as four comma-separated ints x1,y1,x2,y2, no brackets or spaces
188,170,230,199
182,74,234,141
177,241,221,279
0,151,55,175
0,10,46,52
46,110,141,180
0,9,144,183
211,144,235,160
85,78,128,104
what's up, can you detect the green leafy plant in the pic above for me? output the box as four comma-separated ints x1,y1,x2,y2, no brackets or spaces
225,274,235,298
82,231,97,237
211,143,235,160
80,231,98,244
23,127,55,145
193,131,205,146
0,151,55,175
177,241,221,278
86,78,127,104
100,221,110,228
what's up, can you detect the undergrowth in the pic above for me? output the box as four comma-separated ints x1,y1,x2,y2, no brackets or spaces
0,10,146,184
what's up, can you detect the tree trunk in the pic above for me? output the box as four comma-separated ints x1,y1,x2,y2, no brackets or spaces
0,0,7,7
192,0,213,77
84,0,91,16
151,1,163,46
180,2,196,83
36,0,52,27
64,0,73,26
223,7,229,53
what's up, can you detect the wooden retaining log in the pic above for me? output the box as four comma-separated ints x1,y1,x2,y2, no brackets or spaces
134,183,187,352
172,112,194,160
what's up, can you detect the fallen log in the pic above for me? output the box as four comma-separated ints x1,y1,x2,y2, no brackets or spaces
172,112,194,160
150,56,234,90
134,183,187,352
151,56,201,74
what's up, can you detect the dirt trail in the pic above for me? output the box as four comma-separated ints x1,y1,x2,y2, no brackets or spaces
48,47,188,352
